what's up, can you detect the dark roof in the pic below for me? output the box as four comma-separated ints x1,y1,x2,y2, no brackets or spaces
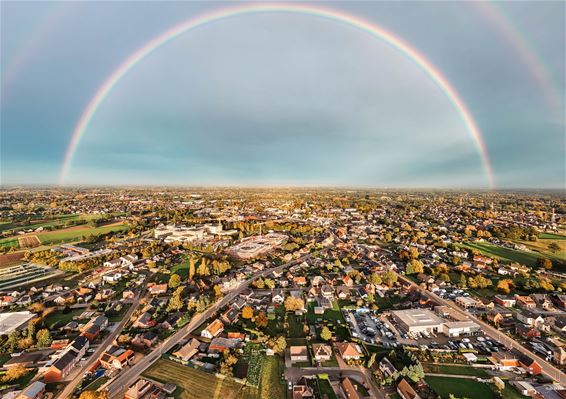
52,351,77,371
70,335,89,351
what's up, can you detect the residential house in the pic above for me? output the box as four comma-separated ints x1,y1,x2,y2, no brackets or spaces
515,324,541,340
494,296,516,308
334,342,363,360
335,286,351,300
518,355,542,375
68,335,89,358
134,311,155,329
515,295,536,309
172,338,201,362
44,351,78,382
148,283,167,296
311,344,332,362
517,310,544,327
397,379,420,399
341,377,361,399
16,381,46,399
289,346,308,363
271,290,284,304
201,319,224,339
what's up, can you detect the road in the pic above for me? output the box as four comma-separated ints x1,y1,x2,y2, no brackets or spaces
105,254,311,398
56,292,143,399
396,273,566,385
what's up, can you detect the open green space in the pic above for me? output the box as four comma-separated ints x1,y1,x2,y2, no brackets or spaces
460,242,564,269
37,224,129,245
424,363,489,377
143,358,244,399
539,232,566,240
287,314,306,338
43,308,84,330
425,376,495,399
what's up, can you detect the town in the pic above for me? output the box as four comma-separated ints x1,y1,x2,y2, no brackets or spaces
0,188,564,399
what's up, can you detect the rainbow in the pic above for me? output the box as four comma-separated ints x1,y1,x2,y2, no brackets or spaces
58,3,496,188
473,2,563,115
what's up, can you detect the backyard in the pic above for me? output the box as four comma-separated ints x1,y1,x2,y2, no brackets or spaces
143,358,245,399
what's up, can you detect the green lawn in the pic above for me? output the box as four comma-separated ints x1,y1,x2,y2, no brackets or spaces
425,376,495,399
424,363,489,377
171,259,190,278
143,358,244,399
37,224,129,245
44,308,84,329
540,232,566,240
502,385,530,399
288,314,306,338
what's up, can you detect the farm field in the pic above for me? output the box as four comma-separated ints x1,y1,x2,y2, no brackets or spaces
241,356,286,399
143,358,245,399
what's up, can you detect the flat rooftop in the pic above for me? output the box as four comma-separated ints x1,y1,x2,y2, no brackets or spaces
392,309,443,327
0,311,36,335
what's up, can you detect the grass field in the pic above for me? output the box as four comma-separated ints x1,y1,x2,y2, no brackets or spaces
43,308,84,330
425,376,495,399
460,242,564,268
0,223,128,250
37,223,129,245
143,358,244,399
515,238,566,262
540,232,566,240
288,314,306,338
424,363,489,377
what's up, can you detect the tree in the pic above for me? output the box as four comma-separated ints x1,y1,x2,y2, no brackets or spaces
219,350,238,376
168,273,181,289
167,294,183,312
537,258,553,270
2,365,27,383
264,278,275,289
320,326,332,341
36,329,52,348
197,258,210,276
284,296,304,312
79,391,109,399
213,285,223,298
272,336,287,353
242,306,254,319
548,242,560,253
188,256,197,280
382,271,398,287
405,259,424,275
252,278,265,289
459,274,467,288
497,279,513,294
256,312,268,328
368,273,382,286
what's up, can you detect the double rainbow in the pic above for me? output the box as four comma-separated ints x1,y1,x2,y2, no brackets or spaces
58,3,496,188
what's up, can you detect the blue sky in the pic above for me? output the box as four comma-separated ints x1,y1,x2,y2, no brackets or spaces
1,1,564,188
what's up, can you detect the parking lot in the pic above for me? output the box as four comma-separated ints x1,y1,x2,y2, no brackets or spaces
344,310,397,347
